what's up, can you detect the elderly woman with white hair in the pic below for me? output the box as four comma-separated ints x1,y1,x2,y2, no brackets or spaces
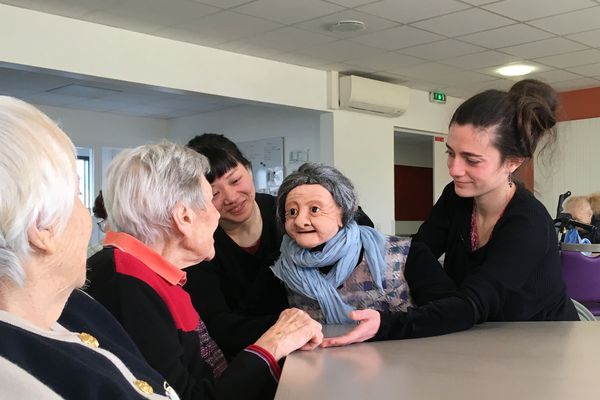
86,142,322,400
0,96,180,399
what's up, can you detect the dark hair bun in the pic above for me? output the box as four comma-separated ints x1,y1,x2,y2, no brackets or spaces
508,79,558,157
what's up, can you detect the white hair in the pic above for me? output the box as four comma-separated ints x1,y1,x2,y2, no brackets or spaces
0,96,77,286
104,141,210,245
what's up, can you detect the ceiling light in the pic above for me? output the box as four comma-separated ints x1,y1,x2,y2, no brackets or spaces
495,64,537,77
327,20,366,33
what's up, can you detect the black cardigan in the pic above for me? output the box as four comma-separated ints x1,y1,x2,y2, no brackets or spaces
1,289,172,399
375,182,577,341
86,247,278,400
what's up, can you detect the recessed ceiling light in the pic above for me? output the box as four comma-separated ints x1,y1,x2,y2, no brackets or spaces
327,20,366,33
495,64,537,77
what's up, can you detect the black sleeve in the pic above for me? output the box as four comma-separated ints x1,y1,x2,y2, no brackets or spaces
185,262,280,360
413,183,456,258
373,296,476,341
404,241,457,305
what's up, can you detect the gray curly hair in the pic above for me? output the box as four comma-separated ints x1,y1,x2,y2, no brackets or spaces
276,162,358,227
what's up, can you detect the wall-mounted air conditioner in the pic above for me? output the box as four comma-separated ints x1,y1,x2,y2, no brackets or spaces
339,75,409,118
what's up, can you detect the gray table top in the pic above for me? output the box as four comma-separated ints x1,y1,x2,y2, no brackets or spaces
275,322,600,400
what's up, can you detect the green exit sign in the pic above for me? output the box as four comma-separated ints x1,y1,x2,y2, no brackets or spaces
429,91,446,104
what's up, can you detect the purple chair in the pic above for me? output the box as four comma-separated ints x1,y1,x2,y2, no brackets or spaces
560,250,600,316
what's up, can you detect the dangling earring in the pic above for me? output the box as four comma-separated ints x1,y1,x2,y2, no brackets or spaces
508,172,513,188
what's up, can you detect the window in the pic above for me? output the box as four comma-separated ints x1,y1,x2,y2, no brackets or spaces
76,147,94,209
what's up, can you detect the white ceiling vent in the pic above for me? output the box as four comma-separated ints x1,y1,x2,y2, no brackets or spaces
339,75,409,118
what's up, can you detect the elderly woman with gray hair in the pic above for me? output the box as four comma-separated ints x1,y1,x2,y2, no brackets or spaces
86,142,322,400
271,162,455,325
0,96,183,399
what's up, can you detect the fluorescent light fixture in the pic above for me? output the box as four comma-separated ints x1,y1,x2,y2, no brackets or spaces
495,64,536,77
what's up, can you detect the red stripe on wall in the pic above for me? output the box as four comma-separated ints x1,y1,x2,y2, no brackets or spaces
558,87,600,121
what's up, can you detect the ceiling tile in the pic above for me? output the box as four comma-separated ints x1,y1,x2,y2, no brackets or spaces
352,25,444,50
174,11,283,44
457,24,553,49
535,49,600,68
552,77,600,91
387,62,479,82
482,0,597,21
399,39,484,60
230,27,336,52
233,0,344,25
323,0,380,7
0,0,121,18
569,62,600,77
101,0,220,26
459,0,501,4
566,29,600,48
357,0,469,24
192,0,255,8
293,9,399,39
345,51,426,70
442,50,520,70
412,8,514,37
528,6,600,35
527,69,582,83
295,39,382,62
500,37,588,59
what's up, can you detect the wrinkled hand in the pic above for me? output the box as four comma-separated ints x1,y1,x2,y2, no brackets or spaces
320,309,380,348
254,308,323,360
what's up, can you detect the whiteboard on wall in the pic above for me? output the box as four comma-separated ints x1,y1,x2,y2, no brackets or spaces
237,137,284,195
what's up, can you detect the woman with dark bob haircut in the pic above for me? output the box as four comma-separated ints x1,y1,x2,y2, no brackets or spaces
321,79,578,347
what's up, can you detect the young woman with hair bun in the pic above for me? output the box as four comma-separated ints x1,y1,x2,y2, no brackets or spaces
322,79,578,347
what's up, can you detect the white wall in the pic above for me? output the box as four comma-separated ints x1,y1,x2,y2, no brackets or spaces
168,105,321,174
38,104,168,191
535,117,600,216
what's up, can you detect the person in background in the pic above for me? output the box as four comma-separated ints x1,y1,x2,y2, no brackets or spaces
87,190,108,257
321,79,578,347
562,195,595,243
86,142,322,400
589,192,600,244
184,134,372,359
271,162,455,324
0,95,177,399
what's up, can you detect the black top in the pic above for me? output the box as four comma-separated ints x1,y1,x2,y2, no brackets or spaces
374,182,577,341
184,193,289,359
86,247,278,400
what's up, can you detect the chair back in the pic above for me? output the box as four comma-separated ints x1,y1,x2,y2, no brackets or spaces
560,250,600,315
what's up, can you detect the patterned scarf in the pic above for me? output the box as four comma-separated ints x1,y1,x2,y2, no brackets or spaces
271,221,387,324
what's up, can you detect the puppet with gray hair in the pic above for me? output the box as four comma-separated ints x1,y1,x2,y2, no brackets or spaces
271,163,448,324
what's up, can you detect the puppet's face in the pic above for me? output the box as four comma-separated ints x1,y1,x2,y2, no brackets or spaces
284,184,343,249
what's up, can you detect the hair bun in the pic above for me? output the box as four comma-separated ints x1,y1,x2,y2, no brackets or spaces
508,79,558,156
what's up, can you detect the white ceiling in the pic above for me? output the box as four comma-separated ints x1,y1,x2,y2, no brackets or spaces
2,0,600,118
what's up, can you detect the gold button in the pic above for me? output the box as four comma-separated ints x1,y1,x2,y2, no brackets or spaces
133,380,154,395
78,332,99,348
